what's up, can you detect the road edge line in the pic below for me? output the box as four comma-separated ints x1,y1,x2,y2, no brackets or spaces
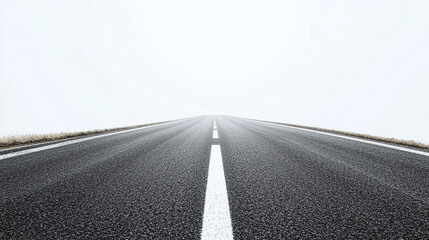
260,121,429,157
0,120,180,160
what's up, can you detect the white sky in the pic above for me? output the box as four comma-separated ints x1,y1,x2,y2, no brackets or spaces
1,0,429,144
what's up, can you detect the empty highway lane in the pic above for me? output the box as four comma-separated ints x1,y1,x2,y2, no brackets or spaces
1,116,429,239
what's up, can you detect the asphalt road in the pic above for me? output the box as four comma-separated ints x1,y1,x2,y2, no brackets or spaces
1,116,429,239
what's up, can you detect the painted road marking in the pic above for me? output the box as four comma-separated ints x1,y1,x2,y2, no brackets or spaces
0,121,179,160
267,122,429,157
213,130,219,139
201,145,233,240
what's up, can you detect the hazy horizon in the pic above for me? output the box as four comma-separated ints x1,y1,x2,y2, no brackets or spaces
1,0,429,144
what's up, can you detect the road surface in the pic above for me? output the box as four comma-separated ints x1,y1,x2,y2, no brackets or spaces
1,116,429,239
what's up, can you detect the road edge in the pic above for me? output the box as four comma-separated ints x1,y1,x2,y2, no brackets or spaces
0,118,187,154
247,118,429,151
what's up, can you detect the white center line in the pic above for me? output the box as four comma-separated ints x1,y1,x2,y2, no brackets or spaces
201,145,233,240
213,130,219,139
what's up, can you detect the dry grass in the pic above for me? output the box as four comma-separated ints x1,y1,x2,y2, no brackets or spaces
0,121,170,151
256,120,429,150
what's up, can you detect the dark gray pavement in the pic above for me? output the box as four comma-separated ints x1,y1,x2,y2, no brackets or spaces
217,116,429,239
1,115,429,239
1,117,213,239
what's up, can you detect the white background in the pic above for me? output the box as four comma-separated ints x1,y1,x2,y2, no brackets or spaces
1,0,429,144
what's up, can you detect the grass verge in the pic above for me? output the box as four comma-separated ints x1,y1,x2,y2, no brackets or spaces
0,120,171,151
256,120,429,150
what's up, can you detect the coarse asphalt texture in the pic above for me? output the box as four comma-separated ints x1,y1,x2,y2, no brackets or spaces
1,116,429,239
